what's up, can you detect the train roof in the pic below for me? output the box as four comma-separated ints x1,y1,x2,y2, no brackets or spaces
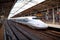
8,16,36,20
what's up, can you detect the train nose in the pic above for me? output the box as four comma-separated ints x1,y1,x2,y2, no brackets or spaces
36,24,48,29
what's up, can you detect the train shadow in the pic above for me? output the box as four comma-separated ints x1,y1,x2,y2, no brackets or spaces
47,27,60,32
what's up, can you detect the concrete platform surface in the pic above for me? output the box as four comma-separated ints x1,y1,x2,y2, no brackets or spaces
47,24,60,29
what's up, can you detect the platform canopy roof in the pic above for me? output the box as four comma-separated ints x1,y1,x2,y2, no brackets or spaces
0,0,60,18
8,0,45,19
12,0,60,17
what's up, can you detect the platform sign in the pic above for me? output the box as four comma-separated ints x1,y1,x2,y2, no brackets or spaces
8,0,45,19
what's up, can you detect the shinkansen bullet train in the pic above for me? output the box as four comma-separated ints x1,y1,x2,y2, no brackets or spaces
9,16,48,29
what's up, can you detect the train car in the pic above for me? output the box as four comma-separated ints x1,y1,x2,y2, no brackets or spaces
9,16,48,29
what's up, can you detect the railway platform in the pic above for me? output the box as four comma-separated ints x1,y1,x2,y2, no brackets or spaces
47,24,60,29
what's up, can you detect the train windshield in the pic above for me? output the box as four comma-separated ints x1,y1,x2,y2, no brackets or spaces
32,18,39,19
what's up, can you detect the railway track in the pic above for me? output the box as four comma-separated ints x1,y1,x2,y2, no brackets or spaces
4,20,60,40
11,21,60,40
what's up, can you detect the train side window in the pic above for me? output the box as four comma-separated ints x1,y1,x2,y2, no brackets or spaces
23,18,29,22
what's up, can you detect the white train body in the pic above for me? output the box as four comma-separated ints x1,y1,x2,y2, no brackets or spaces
9,16,48,29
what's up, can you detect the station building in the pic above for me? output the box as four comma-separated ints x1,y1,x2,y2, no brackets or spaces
0,0,60,40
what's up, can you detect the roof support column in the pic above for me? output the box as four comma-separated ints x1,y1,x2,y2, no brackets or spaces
46,8,49,22
52,8,55,24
